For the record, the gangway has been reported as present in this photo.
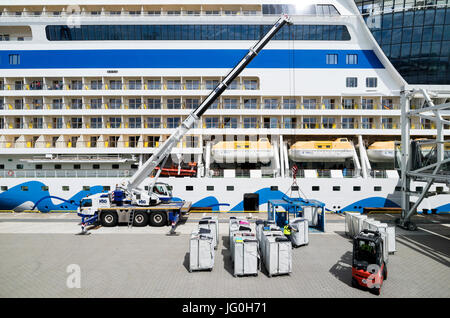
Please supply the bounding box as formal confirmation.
[396,87,450,230]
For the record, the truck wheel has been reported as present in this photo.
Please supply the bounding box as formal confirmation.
[133,212,149,227]
[372,287,381,296]
[351,277,358,288]
[383,265,388,280]
[149,211,167,227]
[100,211,118,227]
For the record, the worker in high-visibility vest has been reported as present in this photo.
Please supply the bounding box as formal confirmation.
[283,220,292,240]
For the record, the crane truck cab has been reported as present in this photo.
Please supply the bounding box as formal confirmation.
[78,192,111,217]
[352,229,387,295]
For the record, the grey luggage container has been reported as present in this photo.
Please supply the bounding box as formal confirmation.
[262,235,292,277]
[256,220,278,243]
[229,217,250,248]
[189,229,214,272]
[345,212,360,238]
[233,236,259,277]
[199,218,218,249]
[362,218,396,254]
[230,232,255,262]
[351,214,367,237]
[290,218,309,247]
[259,229,283,254]
[303,206,319,227]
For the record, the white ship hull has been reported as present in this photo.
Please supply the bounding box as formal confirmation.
[0,176,448,215]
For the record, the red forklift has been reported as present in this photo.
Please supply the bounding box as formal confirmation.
[352,230,388,295]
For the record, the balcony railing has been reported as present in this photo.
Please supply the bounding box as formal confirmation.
[0,169,138,178]
[0,82,259,91]
[0,140,199,149]
[0,101,402,111]
[0,10,263,19]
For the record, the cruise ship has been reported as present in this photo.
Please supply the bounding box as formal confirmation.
[0,0,449,214]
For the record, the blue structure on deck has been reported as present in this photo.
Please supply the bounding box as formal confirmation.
[267,195,326,232]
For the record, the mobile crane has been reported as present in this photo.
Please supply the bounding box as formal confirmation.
[77,14,292,230]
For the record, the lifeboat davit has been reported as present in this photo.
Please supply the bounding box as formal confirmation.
[154,163,197,177]
[211,138,274,163]
[367,141,395,162]
[288,138,354,162]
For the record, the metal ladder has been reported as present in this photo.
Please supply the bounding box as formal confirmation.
[128,210,135,228]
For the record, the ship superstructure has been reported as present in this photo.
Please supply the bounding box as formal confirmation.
[0,0,449,213]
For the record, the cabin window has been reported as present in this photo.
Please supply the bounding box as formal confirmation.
[93,164,100,169]
[291,185,299,191]
[16,164,23,169]
[353,186,361,191]
[270,186,278,191]
[83,186,90,191]
[103,186,110,191]
[55,164,62,170]
[186,186,194,191]
[9,54,20,65]
[206,186,214,191]
[0,165,4,169]
[1,186,8,191]
[346,77,357,88]
[326,54,338,64]
[41,186,49,191]
[346,54,358,64]
[112,164,119,169]
[436,186,443,193]
[227,186,234,191]
[312,186,320,191]
[395,186,402,192]
[333,186,341,191]
[366,77,378,88]
[416,186,423,192]
[74,164,81,170]
[62,186,69,191]
[21,186,28,191]
[374,186,382,191]
[35,164,42,170]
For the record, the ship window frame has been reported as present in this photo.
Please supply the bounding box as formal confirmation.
[346,77,358,88]
[9,54,20,65]
[1,186,8,191]
[206,186,214,191]
[333,186,341,191]
[366,77,378,88]
[227,186,234,191]
[312,186,320,191]
[346,54,358,65]
[326,54,338,65]
[186,186,194,191]
[374,186,382,192]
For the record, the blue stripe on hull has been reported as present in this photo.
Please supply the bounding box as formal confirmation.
[0,49,384,69]
[1,182,448,213]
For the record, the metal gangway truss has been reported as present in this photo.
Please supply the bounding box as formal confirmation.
[396,87,450,230]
